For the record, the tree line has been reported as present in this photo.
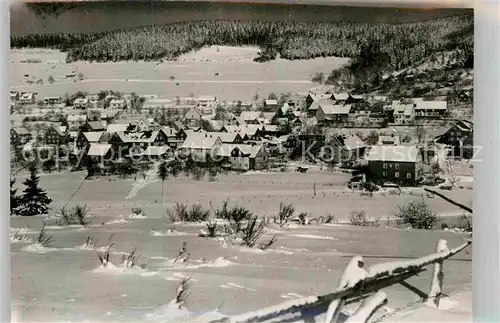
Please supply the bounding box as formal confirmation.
[11,14,472,72]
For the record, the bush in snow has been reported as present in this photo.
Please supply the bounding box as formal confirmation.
[121,248,147,269]
[56,204,91,226]
[273,202,295,227]
[131,207,144,216]
[241,217,277,250]
[199,220,218,238]
[168,203,211,222]
[175,277,191,308]
[349,210,379,227]
[96,244,114,267]
[173,241,190,263]
[36,223,53,247]
[82,236,96,248]
[394,200,439,229]
[324,214,337,224]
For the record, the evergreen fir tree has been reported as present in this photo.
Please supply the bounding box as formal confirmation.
[10,178,20,216]
[18,166,52,216]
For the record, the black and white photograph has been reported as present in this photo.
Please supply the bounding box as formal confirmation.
[9,1,474,322]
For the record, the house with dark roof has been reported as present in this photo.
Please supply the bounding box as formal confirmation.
[435,120,472,148]
[81,121,106,132]
[365,145,423,186]
[11,127,32,146]
[216,143,268,171]
[76,131,106,151]
[43,126,71,146]
[316,103,351,124]
[327,134,366,167]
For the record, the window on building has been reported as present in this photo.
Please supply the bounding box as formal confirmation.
[407,173,412,179]
[395,172,400,178]
[382,171,387,177]
[395,163,400,170]
[383,163,387,169]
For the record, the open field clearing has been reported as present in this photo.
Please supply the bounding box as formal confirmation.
[11,170,472,222]
[10,49,349,101]
[11,210,471,322]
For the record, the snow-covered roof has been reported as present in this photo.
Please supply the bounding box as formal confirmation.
[87,143,112,157]
[83,131,104,142]
[366,145,419,163]
[415,101,447,111]
[377,135,401,146]
[332,93,349,101]
[67,114,87,122]
[217,143,264,158]
[240,111,263,121]
[181,132,221,150]
[198,95,216,102]
[106,124,129,133]
[319,103,352,115]
[265,99,278,106]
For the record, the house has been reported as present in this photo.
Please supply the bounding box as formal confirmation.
[81,121,106,132]
[239,124,264,141]
[262,112,276,124]
[172,121,187,133]
[305,93,332,109]
[206,131,244,144]
[180,132,223,161]
[108,130,169,158]
[435,120,473,150]
[217,143,268,171]
[414,100,447,118]
[67,114,88,131]
[377,135,401,146]
[109,99,126,109]
[365,145,422,186]
[240,111,264,125]
[44,96,63,106]
[106,123,132,134]
[86,143,113,164]
[185,107,203,121]
[76,131,106,151]
[137,118,161,132]
[392,103,415,125]
[262,124,283,137]
[264,99,278,110]
[10,91,20,102]
[308,99,334,117]
[328,134,366,167]
[43,126,71,146]
[11,127,32,146]
[316,103,351,124]
[197,95,217,109]
[346,94,365,104]
[160,127,184,149]
[331,93,349,105]
[19,92,36,105]
[73,98,90,109]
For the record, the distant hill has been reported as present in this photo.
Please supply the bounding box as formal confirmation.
[10,2,471,36]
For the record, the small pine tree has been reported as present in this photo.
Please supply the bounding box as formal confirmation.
[18,166,52,216]
[10,178,20,216]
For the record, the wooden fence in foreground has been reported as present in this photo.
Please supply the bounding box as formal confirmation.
[208,239,472,323]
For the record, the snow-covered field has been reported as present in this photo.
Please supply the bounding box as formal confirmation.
[11,170,472,322]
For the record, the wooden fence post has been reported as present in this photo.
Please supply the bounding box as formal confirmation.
[344,291,388,323]
[427,239,449,308]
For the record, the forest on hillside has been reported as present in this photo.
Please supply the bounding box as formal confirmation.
[11,13,473,74]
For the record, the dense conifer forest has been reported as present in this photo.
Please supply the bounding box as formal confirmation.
[11,13,473,73]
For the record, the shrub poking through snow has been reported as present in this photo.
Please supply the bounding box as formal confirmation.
[131,207,143,216]
[37,224,53,247]
[83,236,96,248]
[258,235,278,250]
[349,211,369,226]
[274,202,295,227]
[121,248,147,269]
[10,231,31,243]
[215,200,253,233]
[297,212,310,225]
[168,203,211,222]
[394,199,439,229]
[200,220,218,238]
[173,241,189,263]
[96,244,114,268]
[325,214,336,224]
[175,277,191,308]
[56,204,91,226]
[241,217,277,249]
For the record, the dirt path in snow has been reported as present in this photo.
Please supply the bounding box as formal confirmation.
[125,162,160,200]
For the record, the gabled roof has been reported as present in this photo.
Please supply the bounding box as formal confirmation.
[309,99,334,111]
[86,121,105,131]
[393,103,414,116]
[106,124,130,133]
[334,134,366,150]
[198,95,217,102]
[181,132,222,150]
[319,103,352,115]
[12,127,30,135]
[308,93,332,102]
[217,143,264,158]
[67,114,87,122]
[415,101,447,111]
[240,111,263,121]
[206,131,241,143]
[265,99,278,106]
[263,124,280,132]
[83,131,104,142]
[366,145,419,163]
[161,127,178,137]
[87,143,112,157]
[74,98,89,104]
[262,112,276,121]
[332,93,349,101]
[113,130,164,144]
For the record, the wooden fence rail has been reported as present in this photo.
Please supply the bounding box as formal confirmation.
[208,239,472,323]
